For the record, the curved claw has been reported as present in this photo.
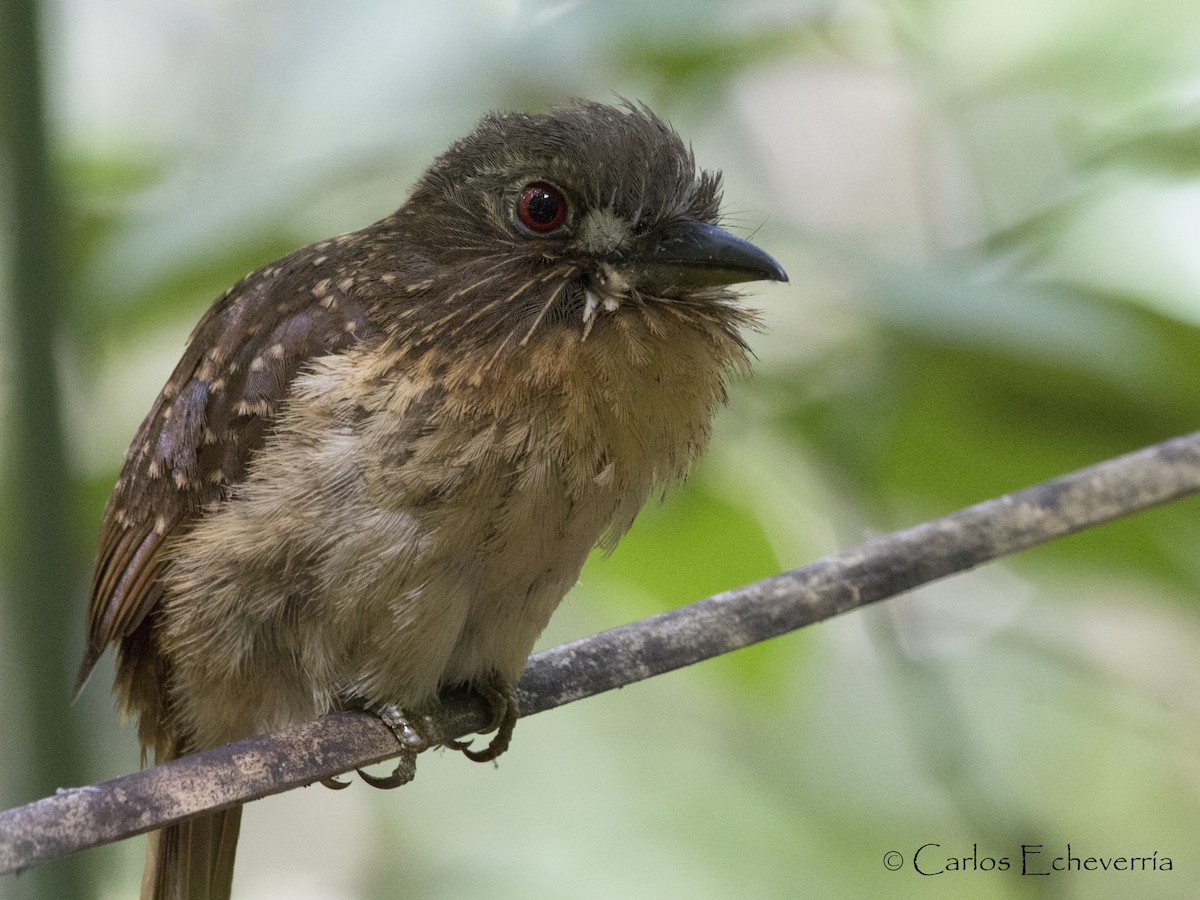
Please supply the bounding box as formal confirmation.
[356,763,415,790]
[456,674,519,764]
[461,729,510,763]
[320,775,353,790]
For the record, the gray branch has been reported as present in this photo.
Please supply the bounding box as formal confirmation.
[4,430,1200,876]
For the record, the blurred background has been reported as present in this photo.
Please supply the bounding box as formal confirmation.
[2,0,1200,898]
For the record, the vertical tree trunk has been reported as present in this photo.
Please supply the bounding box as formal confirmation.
[0,0,90,896]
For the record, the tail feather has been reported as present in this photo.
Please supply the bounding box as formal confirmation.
[141,806,242,900]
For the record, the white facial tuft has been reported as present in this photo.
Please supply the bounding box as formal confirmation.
[581,262,631,340]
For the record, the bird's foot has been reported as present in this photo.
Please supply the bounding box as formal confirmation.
[321,705,435,790]
[443,672,519,764]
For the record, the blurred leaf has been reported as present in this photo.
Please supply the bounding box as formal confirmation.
[773,253,1200,586]
[582,475,779,613]
[615,18,836,102]
[1084,113,1200,178]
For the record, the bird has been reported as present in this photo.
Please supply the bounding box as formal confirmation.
[77,99,787,899]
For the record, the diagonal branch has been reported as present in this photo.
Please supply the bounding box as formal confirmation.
[3,430,1200,876]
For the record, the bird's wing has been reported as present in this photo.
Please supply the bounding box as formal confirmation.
[78,233,384,692]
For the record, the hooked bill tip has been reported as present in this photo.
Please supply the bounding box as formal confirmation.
[631,221,787,289]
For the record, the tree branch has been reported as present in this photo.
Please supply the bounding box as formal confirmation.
[4,430,1199,876]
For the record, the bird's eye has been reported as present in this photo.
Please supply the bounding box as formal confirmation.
[516,182,567,234]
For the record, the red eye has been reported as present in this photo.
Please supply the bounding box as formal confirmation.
[517,182,567,233]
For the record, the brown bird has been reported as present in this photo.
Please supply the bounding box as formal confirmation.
[77,100,786,899]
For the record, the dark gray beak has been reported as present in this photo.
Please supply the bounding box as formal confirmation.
[630,220,788,289]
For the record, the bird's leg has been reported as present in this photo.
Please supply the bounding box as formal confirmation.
[361,704,438,788]
[321,704,437,790]
[443,671,519,764]
[323,674,518,788]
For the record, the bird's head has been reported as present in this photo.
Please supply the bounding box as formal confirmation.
[385,100,786,355]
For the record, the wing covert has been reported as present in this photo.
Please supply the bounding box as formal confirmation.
[77,235,384,692]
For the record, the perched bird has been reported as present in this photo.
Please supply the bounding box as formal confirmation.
[77,100,786,899]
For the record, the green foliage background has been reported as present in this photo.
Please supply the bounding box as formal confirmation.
[2,1,1199,898]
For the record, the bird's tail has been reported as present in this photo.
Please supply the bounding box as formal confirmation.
[141,806,242,900]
